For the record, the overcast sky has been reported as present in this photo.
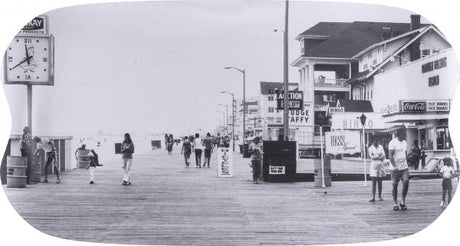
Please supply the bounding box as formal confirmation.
[0,0,443,137]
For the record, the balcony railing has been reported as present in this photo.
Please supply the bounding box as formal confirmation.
[314,78,348,87]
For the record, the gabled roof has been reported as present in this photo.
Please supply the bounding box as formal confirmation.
[345,25,447,86]
[305,22,417,58]
[337,99,374,112]
[260,81,299,95]
[296,21,431,59]
[296,22,350,40]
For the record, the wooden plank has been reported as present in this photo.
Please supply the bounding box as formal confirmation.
[2,149,456,245]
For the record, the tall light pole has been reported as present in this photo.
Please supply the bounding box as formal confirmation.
[224,66,246,142]
[216,110,225,134]
[283,0,290,141]
[221,91,236,151]
[218,103,229,135]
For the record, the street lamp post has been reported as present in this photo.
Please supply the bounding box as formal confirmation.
[221,91,236,151]
[359,113,368,186]
[224,66,246,143]
[217,110,225,134]
[219,103,229,136]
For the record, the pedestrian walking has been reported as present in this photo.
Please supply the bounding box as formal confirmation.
[202,132,213,168]
[20,126,33,184]
[439,157,455,208]
[193,133,203,168]
[181,136,192,167]
[167,134,174,154]
[249,136,263,184]
[389,127,409,210]
[368,138,385,202]
[88,149,98,184]
[164,133,169,151]
[121,133,135,185]
[33,136,60,184]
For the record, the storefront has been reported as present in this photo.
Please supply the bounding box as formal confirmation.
[381,99,452,161]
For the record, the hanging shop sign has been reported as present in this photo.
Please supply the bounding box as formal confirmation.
[328,107,345,114]
[275,90,304,110]
[331,112,385,130]
[325,130,361,155]
[401,100,450,113]
[288,102,314,127]
[217,148,233,177]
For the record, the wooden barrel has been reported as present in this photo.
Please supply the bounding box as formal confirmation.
[76,149,90,169]
[29,155,41,183]
[314,169,332,187]
[7,156,27,188]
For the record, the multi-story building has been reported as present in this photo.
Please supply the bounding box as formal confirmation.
[345,15,458,160]
[290,15,445,158]
[258,82,299,141]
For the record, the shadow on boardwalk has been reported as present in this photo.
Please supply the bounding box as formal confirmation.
[2,149,457,245]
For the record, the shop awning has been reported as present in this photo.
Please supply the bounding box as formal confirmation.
[383,113,450,123]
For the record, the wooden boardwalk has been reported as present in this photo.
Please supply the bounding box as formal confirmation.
[1,149,457,245]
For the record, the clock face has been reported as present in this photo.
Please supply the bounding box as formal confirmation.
[4,35,53,85]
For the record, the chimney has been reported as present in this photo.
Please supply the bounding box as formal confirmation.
[409,15,421,61]
[410,14,421,30]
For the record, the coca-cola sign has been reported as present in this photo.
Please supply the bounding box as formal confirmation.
[402,101,427,112]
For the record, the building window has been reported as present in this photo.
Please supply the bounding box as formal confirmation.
[363,64,368,70]
[437,127,452,149]
[276,117,282,123]
[421,49,431,58]
[368,52,372,59]
[267,117,274,124]
[268,95,274,101]
[268,107,274,113]
[428,75,440,87]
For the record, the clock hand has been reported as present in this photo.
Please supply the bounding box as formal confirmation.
[11,55,33,70]
[25,44,30,65]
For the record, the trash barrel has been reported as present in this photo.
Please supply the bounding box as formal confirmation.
[242,144,250,158]
[314,157,331,187]
[76,149,91,169]
[6,156,27,188]
[29,155,41,183]
[262,141,297,182]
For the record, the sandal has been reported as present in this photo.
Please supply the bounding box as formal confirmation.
[369,199,375,202]
[393,205,400,211]
[400,203,407,210]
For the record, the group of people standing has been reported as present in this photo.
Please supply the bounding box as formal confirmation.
[368,126,456,210]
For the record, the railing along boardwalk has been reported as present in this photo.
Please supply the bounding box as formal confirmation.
[2,149,456,245]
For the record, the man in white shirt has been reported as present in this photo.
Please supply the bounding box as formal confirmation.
[388,127,409,210]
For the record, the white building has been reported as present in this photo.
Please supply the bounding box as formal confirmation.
[345,15,459,159]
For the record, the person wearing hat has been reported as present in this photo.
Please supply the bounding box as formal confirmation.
[249,136,263,184]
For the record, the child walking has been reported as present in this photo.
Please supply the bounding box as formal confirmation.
[439,157,455,208]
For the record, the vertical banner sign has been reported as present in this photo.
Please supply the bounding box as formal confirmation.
[217,148,233,177]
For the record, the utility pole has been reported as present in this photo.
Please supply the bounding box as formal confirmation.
[283,0,290,141]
